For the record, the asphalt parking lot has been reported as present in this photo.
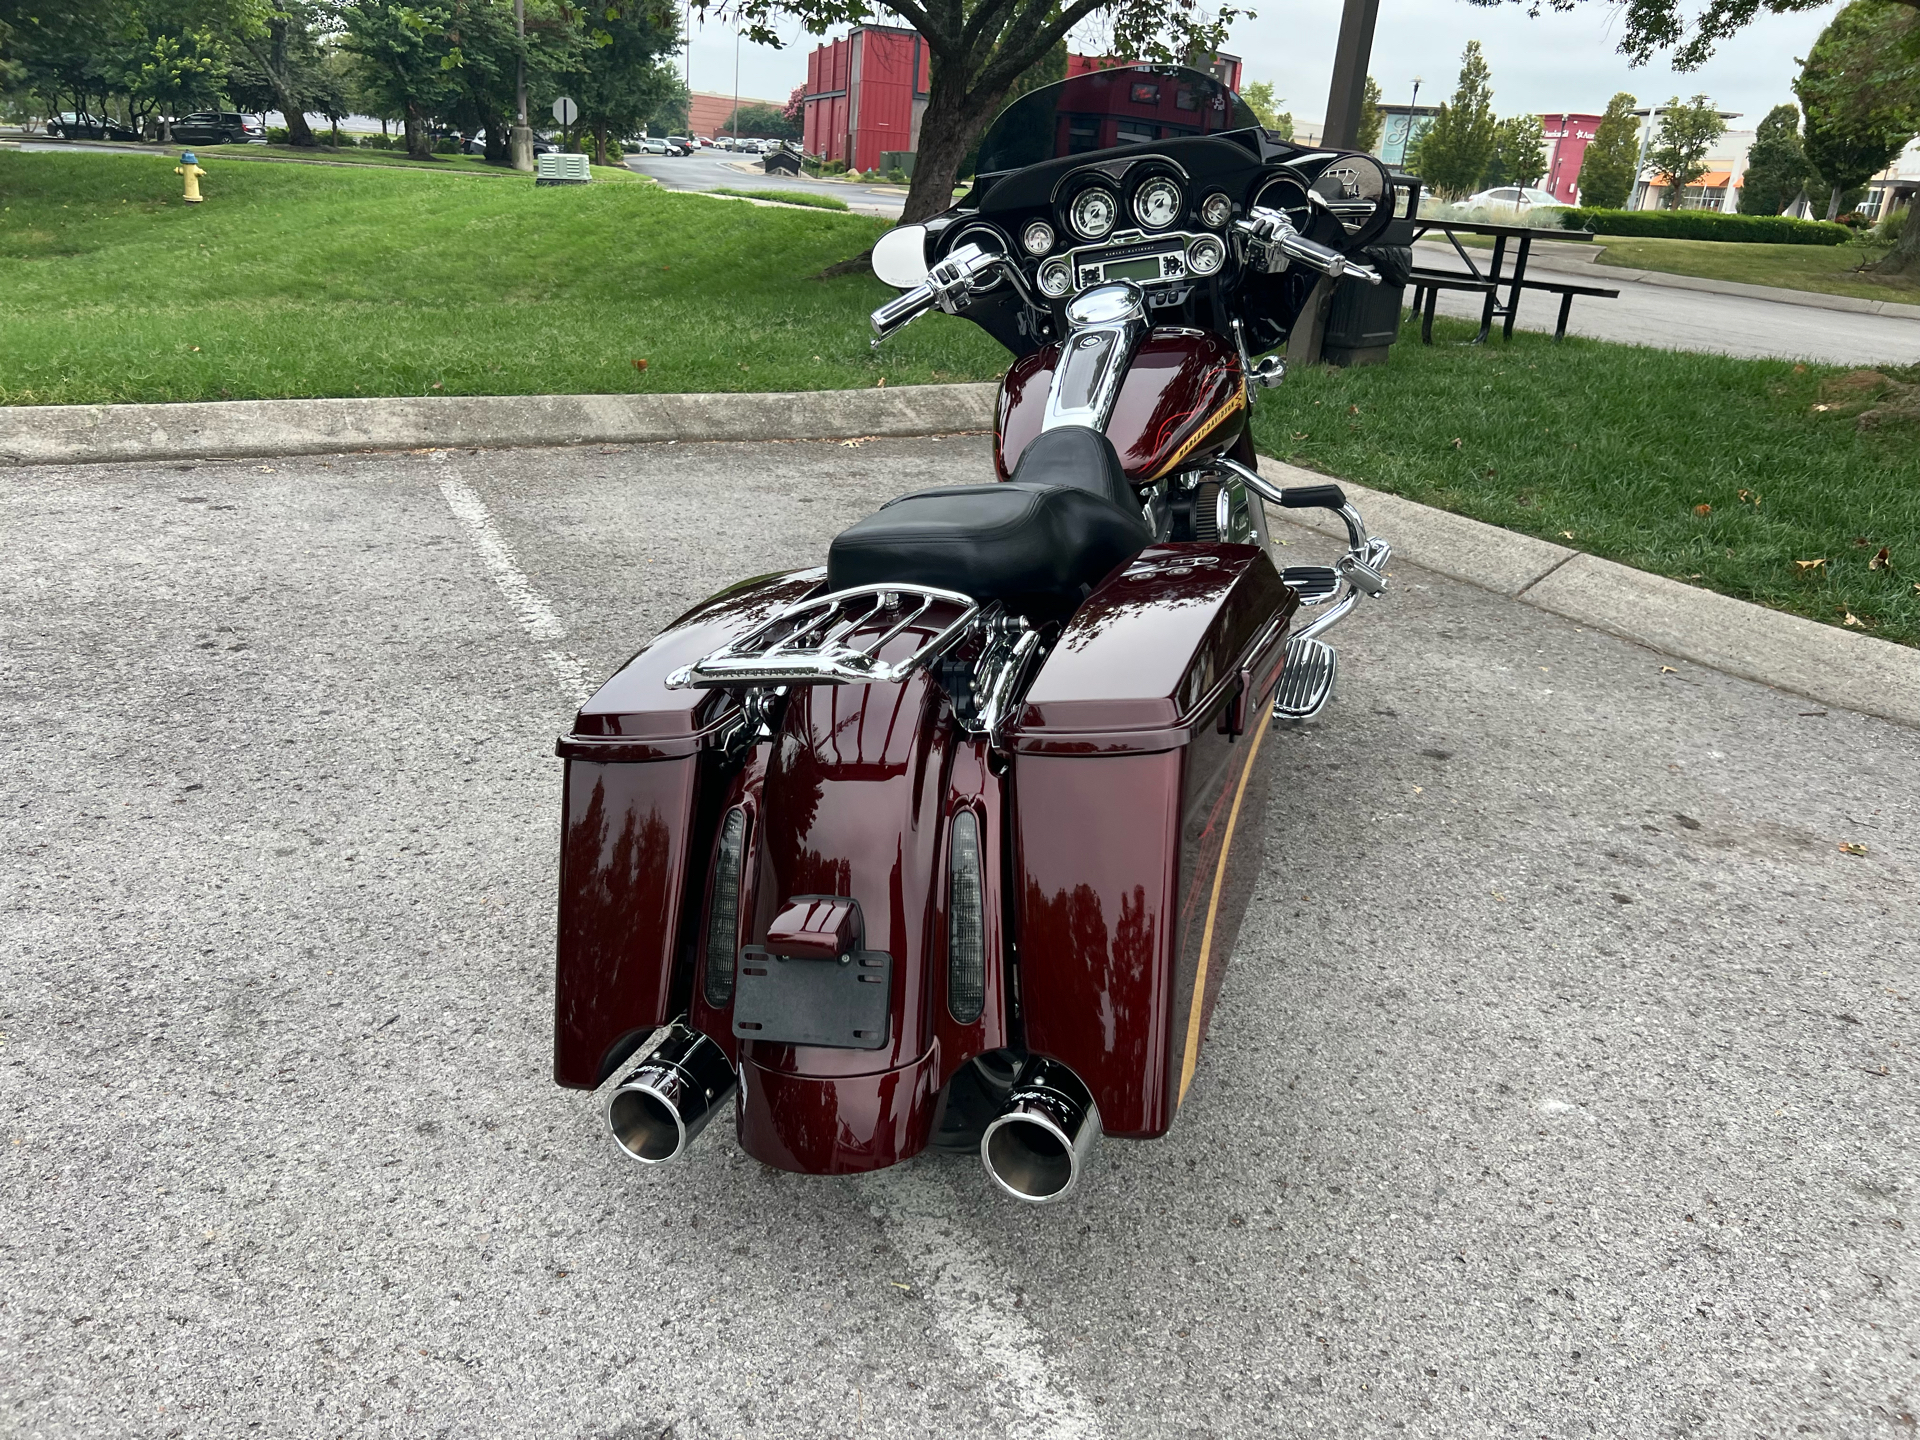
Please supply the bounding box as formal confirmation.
[3,436,1915,1439]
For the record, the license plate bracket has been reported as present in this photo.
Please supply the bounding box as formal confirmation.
[731,946,893,1050]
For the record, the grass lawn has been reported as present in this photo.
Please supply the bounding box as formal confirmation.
[0,150,1004,403]
[6,150,1914,646]
[1592,235,1919,305]
[1251,317,1920,647]
[192,142,640,182]
[714,186,849,210]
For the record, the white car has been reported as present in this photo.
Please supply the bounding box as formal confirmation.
[1464,185,1564,210]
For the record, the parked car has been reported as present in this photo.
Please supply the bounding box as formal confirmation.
[1463,185,1564,211]
[664,135,693,156]
[169,112,260,145]
[49,113,141,142]
[634,136,669,155]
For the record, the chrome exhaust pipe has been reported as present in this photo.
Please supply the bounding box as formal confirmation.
[980,1056,1101,1204]
[606,1022,736,1164]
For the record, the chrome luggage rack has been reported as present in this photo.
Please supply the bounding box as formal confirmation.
[666,583,982,690]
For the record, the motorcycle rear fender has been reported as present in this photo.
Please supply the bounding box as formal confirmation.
[1007,544,1296,1137]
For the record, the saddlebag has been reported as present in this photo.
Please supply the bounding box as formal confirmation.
[1007,544,1296,1137]
[552,570,823,1089]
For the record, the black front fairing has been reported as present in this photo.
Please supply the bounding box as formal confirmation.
[918,66,1403,357]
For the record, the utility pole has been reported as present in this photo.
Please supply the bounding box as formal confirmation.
[511,0,533,171]
[1632,106,1660,211]
[732,22,741,146]
[1322,0,1381,148]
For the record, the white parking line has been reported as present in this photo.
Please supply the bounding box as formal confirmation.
[436,456,1097,1434]
[866,1168,1105,1439]
[434,465,595,705]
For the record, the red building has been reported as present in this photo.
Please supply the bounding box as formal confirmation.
[1541,112,1604,205]
[802,26,930,173]
[802,32,1242,173]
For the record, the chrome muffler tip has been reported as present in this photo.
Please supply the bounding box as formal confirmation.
[980,1056,1101,1204]
[606,1022,737,1165]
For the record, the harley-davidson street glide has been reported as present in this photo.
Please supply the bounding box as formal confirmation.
[553,64,1401,1203]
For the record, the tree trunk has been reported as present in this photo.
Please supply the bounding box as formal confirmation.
[1826,188,1843,222]
[484,116,510,165]
[900,59,1005,224]
[592,121,608,168]
[404,107,432,160]
[1869,198,1920,275]
[284,108,315,146]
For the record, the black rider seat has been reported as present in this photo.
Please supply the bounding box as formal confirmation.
[826,429,1151,605]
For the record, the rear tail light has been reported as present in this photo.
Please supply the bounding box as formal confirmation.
[947,811,985,1023]
[703,807,747,1006]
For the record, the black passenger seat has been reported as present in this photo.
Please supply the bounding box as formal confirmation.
[825,429,1152,606]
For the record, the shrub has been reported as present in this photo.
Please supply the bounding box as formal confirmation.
[1558,208,1851,245]
[266,126,290,144]
[432,137,460,155]
[886,167,906,184]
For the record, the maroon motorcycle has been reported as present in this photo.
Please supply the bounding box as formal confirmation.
[553,64,1399,1202]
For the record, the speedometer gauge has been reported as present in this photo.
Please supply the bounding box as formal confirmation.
[1068,187,1118,240]
[1132,177,1182,230]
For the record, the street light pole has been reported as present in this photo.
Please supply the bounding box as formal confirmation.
[511,0,533,171]
[732,22,741,146]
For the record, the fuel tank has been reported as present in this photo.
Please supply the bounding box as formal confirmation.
[995,329,1247,484]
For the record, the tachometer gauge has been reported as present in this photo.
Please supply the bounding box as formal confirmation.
[1068,186,1118,240]
[1132,177,1182,230]
[1021,219,1055,255]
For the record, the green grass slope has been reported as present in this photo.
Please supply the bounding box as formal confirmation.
[0,150,1004,404]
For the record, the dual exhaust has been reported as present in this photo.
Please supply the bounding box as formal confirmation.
[606,1024,1101,1203]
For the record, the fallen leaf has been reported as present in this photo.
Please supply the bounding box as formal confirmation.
[1793,364,1807,373]
[1693,503,1712,516]
[875,376,886,388]
[1737,489,1760,506]
[1290,431,1308,441]
[1839,842,1869,856]
[1853,536,1873,548]
[1450,437,1463,449]
[430,381,443,389]
[189,345,201,352]
[1844,612,1865,627]
[1869,547,1891,570]
[1660,666,1677,673]
[1793,558,1828,571]
[632,358,649,371]
[1560,530,1575,539]
[1347,404,1360,415]
[1811,403,1832,412]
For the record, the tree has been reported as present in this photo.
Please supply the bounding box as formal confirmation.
[1240,78,1291,136]
[1470,0,1920,74]
[782,80,801,126]
[1737,103,1810,214]
[1410,40,1497,198]
[1646,93,1723,207]
[722,99,798,138]
[720,0,1245,223]
[341,0,459,157]
[1574,91,1638,208]
[1795,0,1920,222]
[1483,111,1545,187]
[1355,74,1382,153]
[228,0,331,145]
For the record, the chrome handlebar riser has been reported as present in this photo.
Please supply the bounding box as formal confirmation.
[871,243,1035,345]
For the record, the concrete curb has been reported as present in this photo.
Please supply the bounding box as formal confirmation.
[0,385,1000,467]
[1413,236,1920,320]
[1261,456,1920,730]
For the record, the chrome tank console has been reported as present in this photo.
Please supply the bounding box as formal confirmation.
[1039,282,1148,434]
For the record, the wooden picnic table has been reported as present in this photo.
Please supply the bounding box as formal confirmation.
[1409,219,1597,343]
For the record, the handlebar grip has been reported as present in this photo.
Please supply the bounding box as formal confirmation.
[870,283,935,339]
[1278,233,1352,276]
[1278,483,1349,511]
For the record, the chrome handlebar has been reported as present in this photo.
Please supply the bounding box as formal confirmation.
[870,243,1029,344]
[1234,207,1382,285]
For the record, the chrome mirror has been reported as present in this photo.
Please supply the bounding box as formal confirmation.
[872,224,931,289]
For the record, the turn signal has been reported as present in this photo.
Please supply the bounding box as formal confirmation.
[702,807,747,1005]
[947,811,985,1023]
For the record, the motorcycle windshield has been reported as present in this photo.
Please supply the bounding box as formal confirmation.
[974,64,1260,174]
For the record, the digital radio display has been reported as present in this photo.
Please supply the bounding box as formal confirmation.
[1102,256,1164,282]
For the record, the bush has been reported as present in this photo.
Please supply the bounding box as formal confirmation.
[1559,208,1851,245]
[886,168,906,184]
[1873,204,1910,242]
[432,137,460,155]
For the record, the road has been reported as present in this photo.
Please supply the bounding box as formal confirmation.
[1411,241,1920,366]
[2,437,1916,1439]
[627,150,908,216]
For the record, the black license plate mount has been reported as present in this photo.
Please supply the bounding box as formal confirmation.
[730,947,893,1050]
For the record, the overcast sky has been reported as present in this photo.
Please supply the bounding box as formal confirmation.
[683,0,1836,130]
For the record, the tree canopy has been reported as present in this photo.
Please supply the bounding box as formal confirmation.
[1409,40,1497,198]
[1737,103,1811,215]
[1646,93,1723,207]
[1794,0,1920,220]
[1467,0,1919,72]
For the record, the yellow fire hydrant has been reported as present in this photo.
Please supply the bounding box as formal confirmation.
[174,151,206,204]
